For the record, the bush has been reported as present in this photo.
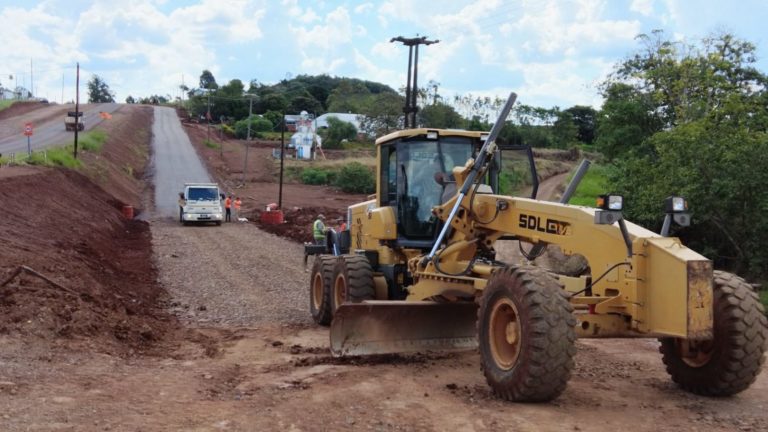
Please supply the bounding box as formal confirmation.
[319,116,357,149]
[221,124,236,137]
[27,147,81,168]
[301,167,334,185]
[79,130,108,152]
[234,117,273,139]
[334,162,374,194]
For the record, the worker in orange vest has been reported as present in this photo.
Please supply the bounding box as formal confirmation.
[234,197,242,220]
[224,195,232,222]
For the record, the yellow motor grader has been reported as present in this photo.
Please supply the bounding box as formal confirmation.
[306,93,766,402]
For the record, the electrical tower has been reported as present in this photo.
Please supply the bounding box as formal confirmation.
[390,35,439,128]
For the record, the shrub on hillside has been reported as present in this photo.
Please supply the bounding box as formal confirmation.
[334,162,374,194]
[234,117,273,139]
[301,167,334,185]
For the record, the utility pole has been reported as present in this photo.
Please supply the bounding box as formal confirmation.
[74,62,80,159]
[206,89,211,142]
[30,59,33,98]
[242,95,254,185]
[279,112,286,210]
[390,35,439,128]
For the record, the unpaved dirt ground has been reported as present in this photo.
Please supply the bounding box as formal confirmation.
[0,108,766,431]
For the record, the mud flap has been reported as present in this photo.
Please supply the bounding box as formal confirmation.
[330,301,479,356]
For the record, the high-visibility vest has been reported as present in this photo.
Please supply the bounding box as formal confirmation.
[313,219,325,239]
[234,199,241,210]
[225,198,231,209]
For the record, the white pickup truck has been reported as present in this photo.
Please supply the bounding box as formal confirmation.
[178,183,224,225]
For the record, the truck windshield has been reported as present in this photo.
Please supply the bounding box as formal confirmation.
[188,188,219,201]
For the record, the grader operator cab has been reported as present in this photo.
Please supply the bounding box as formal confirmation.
[306,93,766,402]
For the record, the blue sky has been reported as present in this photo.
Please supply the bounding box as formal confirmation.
[1,0,766,112]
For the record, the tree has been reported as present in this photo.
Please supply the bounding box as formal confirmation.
[234,117,272,139]
[199,70,218,90]
[551,111,579,148]
[215,79,248,119]
[419,102,464,128]
[564,105,598,144]
[327,79,371,113]
[319,116,357,149]
[125,95,136,104]
[359,92,404,137]
[288,95,323,114]
[605,31,768,279]
[595,83,661,159]
[87,75,115,103]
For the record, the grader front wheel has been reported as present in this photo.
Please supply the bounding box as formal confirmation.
[659,270,767,396]
[478,266,576,402]
[331,255,375,312]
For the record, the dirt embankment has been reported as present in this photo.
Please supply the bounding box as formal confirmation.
[0,105,173,354]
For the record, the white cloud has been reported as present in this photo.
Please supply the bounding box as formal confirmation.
[289,6,356,75]
[354,3,373,14]
[516,59,611,108]
[353,49,400,88]
[0,0,266,101]
[371,41,400,60]
[630,0,655,16]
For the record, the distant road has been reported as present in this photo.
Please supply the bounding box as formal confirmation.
[151,106,212,218]
[0,103,121,155]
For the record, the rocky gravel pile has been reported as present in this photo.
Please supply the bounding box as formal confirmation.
[152,220,312,327]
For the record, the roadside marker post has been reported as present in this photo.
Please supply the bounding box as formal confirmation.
[23,123,33,156]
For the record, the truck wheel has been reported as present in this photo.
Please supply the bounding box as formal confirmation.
[310,255,335,326]
[659,270,767,396]
[331,255,375,312]
[478,266,576,402]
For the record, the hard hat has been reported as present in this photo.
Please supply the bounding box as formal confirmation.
[318,214,325,219]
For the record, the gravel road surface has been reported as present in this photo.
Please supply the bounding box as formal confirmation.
[0,102,120,155]
[151,106,211,217]
[153,221,309,326]
[149,105,308,327]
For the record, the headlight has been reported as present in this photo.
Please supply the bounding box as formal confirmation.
[665,196,688,213]
[597,194,623,211]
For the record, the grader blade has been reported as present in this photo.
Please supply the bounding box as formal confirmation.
[330,301,478,356]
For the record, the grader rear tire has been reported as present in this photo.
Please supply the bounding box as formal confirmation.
[309,255,335,326]
[478,266,576,402]
[659,270,767,396]
[331,255,375,312]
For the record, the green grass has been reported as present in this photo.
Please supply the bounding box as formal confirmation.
[3,130,109,168]
[567,164,611,207]
[0,100,15,111]
[204,139,219,149]
[259,131,285,141]
[78,130,108,152]
[281,156,376,185]
[26,146,82,168]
